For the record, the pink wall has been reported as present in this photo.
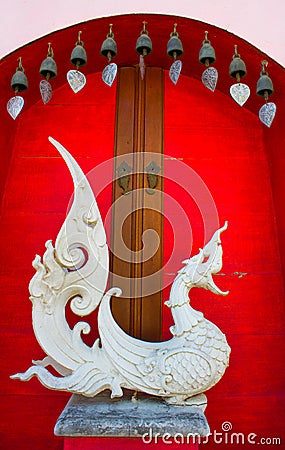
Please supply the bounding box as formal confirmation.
[1,0,285,67]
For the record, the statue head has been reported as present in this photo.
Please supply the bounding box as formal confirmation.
[181,222,229,296]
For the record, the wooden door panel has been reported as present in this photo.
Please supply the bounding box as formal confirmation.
[111,67,164,341]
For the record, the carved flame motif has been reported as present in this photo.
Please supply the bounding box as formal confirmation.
[11,138,231,408]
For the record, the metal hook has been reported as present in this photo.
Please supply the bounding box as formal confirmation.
[107,24,114,38]
[261,60,269,74]
[47,43,54,57]
[232,44,241,59]
[17,57,24,71]
[170,23,179,38]
[141,21,148,35]
[76,30,83,46]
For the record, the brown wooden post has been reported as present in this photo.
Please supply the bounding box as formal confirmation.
[110,66,164,341]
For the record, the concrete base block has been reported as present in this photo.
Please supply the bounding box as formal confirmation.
[55,390,210,439]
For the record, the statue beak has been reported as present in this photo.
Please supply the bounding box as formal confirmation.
[207,274,229,296]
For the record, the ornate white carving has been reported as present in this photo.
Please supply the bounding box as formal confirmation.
[11,138,231,408]
[139,55,145,80]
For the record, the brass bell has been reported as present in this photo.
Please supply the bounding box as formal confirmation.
[199,31,216,66]
[136,21,152,56]
[256,60,274,100]
[11,58,28,92]
[167,24,183,59]
[229,45,246,81]
[40,43,57,79]
[71,31,87,67]
[101,24,117,60]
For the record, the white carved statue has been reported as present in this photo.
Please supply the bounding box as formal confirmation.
[11,137,231,409]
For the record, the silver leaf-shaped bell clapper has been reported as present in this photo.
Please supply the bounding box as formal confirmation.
[202,67,218,92]
[169,60,182,85]
[139,55,145,80]
[101,24,118,86]
[40,80,52,104]
[102,63,117,87]
[67,70,86,93]
[230,83,250,106]
[7,96,24,120]
[259,102,276,128]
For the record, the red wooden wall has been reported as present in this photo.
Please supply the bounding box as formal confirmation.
[0,13,285,450]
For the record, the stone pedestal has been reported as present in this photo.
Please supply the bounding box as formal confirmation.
[55,391,209,449]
